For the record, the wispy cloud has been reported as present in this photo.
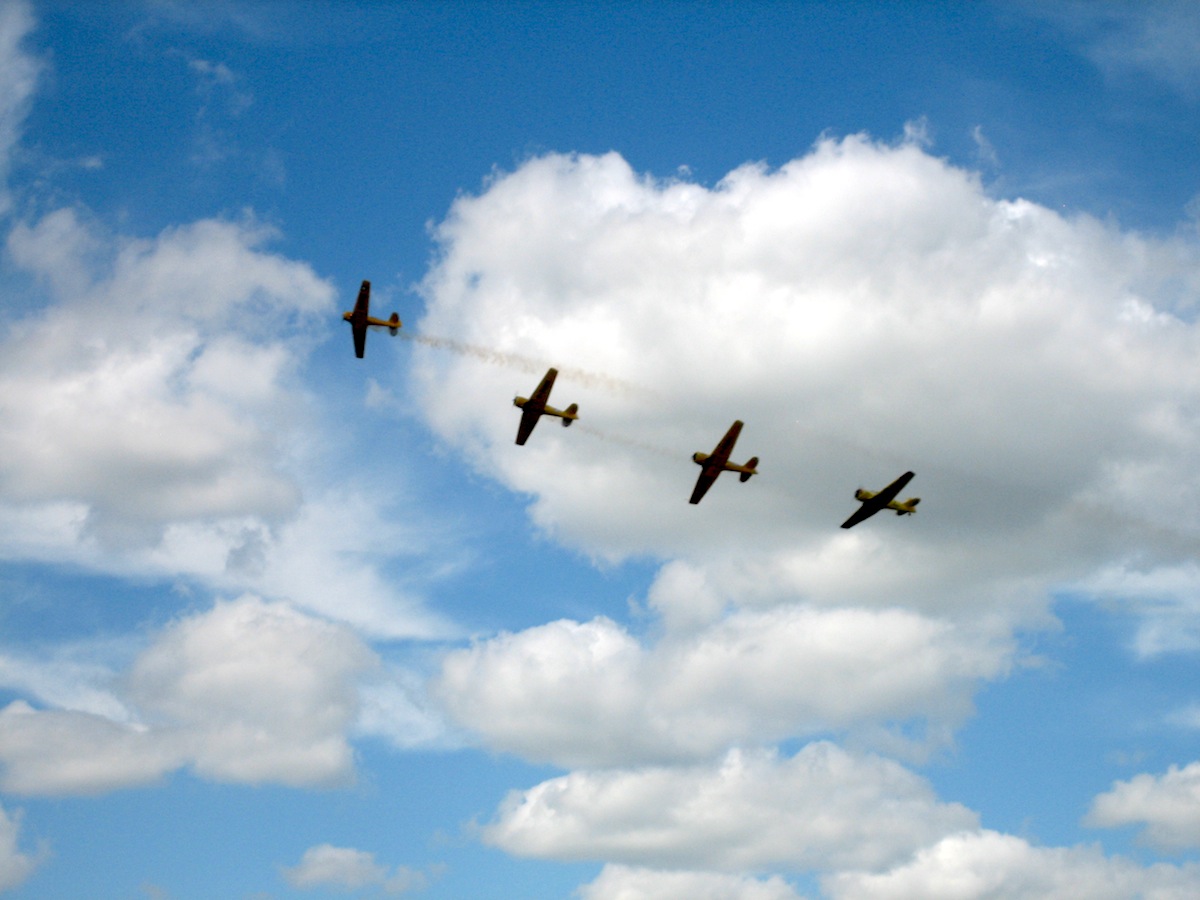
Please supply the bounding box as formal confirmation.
[281,844,431,894]
[1029,1,1200,97]
[0,0,40,215]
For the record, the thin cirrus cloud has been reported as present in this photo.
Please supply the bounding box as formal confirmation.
[0,0,37,216]
[1031,1,1200,94]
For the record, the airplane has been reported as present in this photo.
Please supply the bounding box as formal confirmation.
[840,471,920,529]
[342,280,401,358]
[513,367,579,445]
[689,419,759,504]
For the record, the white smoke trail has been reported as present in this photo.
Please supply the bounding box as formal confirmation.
[575,423,679,461]
[401,332,645,397]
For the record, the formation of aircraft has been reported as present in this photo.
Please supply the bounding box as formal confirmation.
[341,281,918,525]
[342,280,401,359]
[689,419,759,505]
[512,368,579,445]
[840,471,920,529]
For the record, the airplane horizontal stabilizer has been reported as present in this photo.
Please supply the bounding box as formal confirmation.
[739,456,759,482]
[561,403,578,425]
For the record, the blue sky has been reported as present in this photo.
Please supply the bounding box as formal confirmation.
[1,1,1200,897]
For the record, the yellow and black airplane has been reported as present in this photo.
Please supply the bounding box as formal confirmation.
[689,420,759,504]
[342,280,400,359]
[840,471,920,528]
[513,368,579,445]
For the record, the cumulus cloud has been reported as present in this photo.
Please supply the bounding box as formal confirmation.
[0,204,446,637]
[417,141,1200,773]
[579,865,804,900]
[281,844,426,894]
[0,596,376,794]
[0,208,330,549]
[1086,761,1200,851]
[0,803,45,892]
[413,137,1200,892]
[822,829,1200,900]
[439,608,1009,767]
[486,744,977,873]
[415,142,1200,618]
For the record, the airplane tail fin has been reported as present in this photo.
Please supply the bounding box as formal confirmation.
[388,312,401,335]
[561,403,578,425]
[740,457,759,482]
[897,497,920,515]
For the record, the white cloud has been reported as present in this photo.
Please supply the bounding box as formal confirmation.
[0,642,134,722]
[0,596,377,794]
[355,663,457,750]
[1078,562,1200,657]
[417,141,1200,777]
[1166,704,1200,729]
[135,492,456,640]
[578,865,804,900]
[0,700,183,795]
[485,744,977,874]
[0,0,38,215]
[1038,1,1200,95]
[0,803,45,892]
[438,607,1009,767]
[0,208,330,549]
[413,137,1200,893]
[281,844,426,894]
[0,205,447,638]
[415,142,1200,624]
[823,829,1200,900]
[1086,761,1200,851]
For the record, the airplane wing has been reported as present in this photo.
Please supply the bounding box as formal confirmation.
[874,471,915,507]
[689,468,719,505]
[840,504,877,529]
[530,368,558,406]
[348,280,371,358]
[515,407,541,445]
[711,420,743,468]
[353,280,371,317]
